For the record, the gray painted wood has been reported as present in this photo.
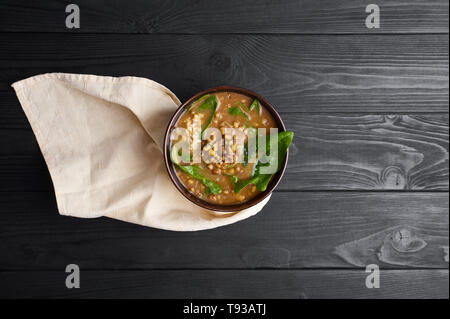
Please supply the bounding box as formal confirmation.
[1,114,447,191]
[0,0,448,34]
[0,34,448,113]
[0,269,447,299]
[0,192,447,269]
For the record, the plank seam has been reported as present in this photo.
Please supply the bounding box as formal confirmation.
[0,31,448,36]
[0,268,448,272]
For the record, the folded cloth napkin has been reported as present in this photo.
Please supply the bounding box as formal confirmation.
[12,73,269,231]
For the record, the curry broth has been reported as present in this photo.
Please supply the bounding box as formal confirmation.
[172,92,278,205]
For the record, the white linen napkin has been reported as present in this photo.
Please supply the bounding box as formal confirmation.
[12,73,269,231]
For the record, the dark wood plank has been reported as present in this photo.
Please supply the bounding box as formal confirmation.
[0,269,447,298]
[0,0,448,34]
[0,192,447,270]
[0,34,448,113]
[282,114,449,190]
[1,1,447,302]
[1,114,447,191]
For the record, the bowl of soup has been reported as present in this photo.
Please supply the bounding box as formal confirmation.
[163,86,293,211]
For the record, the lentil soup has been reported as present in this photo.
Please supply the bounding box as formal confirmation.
[169,90,293,206]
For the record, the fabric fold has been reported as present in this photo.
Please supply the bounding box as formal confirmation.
[12,73,269,231]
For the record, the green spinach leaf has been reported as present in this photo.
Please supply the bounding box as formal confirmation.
[196,95,218,137]
[238,101,249,111]
[228,106,249,119]
[243,143,249,166]
[224,174,239,185]
[187,94,209,113]
[176,164,222,195]
[249,99,261,117]
[234,131,294,193]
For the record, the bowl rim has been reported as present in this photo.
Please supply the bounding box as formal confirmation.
[163,86,288,212]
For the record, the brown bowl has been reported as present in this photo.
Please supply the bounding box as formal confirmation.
[163,86,288,212]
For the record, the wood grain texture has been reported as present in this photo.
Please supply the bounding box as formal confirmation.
[0,192,447,270]
[0,269,447,299]
[0,0,448,34]
[0,33,448,113]
[1,114,447,191]
[281,114,449,190]
[0,0,448,299]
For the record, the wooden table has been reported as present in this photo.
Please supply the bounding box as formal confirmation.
[0,0,448,299]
